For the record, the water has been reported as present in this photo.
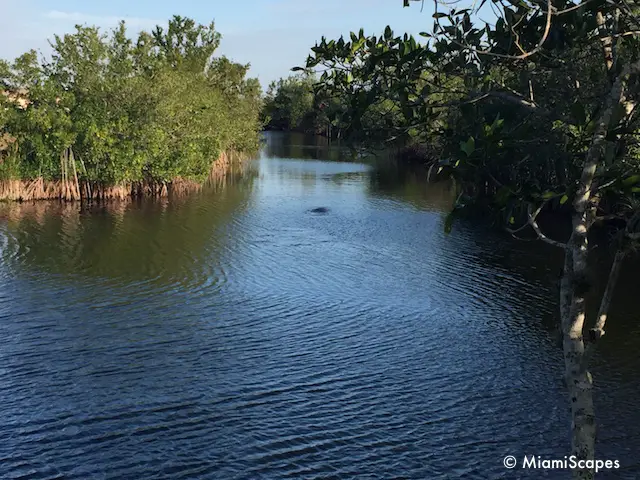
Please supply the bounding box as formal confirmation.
[0,132,638,479]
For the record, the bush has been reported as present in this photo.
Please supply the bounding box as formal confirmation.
[0,16,262,192]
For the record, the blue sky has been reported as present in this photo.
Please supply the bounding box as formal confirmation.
[0,0,440,88]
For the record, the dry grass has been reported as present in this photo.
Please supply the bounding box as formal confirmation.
[0,133,17,152]
[0,150,247,202]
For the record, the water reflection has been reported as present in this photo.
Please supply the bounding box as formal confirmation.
[0,176,256,284]
[261,131,367,162]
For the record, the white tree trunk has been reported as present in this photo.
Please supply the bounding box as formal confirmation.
[561,238,596,480]
[560,59,639,479]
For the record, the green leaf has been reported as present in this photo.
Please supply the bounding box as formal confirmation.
[433,12,448,18]
[504,8,516,26]
[509,216,516,225]
[352,38,366,54]
[290,67,305,72]
[506,0,529,7]
[460,136,475,157]
[542,191,557,200]
[462,13,472,32]
[560,194,569,205]
[622,175,640,187]
[491,114,504,131]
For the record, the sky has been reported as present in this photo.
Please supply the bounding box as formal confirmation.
[0,0,441,88]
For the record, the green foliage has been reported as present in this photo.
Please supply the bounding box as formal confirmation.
[459,137,475,157]
[262,75,317,132]
[300,2,640,231]
[261,69,414,145]
[0,16,261,185]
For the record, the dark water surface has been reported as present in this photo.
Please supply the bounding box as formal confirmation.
[1,132,639,479]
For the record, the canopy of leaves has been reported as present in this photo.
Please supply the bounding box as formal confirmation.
[298,0,640,230]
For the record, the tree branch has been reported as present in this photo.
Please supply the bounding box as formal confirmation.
[507,203,567,247]
[544,0,595,15]
[597,11,614,72]
[590,246,626,342]
[530,210,567,248]
[447,0,553,60]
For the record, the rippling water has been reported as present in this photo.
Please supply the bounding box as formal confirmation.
[0,132,639,479]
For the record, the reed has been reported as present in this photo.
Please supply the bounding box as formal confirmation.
[0,150,247,202]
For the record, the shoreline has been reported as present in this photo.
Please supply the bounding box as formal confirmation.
[0,150,248,203]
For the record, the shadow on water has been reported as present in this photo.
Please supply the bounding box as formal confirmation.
[0,131,638,479]
[369,160,457,212]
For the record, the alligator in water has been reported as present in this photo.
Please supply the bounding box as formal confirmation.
[309,207,330,214]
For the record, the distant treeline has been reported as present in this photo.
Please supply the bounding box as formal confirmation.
[260,75,329,136]
[0,16,262,201]
[260,73,427,154]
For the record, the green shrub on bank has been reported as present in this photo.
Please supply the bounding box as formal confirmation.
[0,16,262,185]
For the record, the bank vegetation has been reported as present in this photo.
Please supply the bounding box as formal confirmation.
[0,16,262,201]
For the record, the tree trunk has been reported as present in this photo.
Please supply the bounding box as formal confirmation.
[591,246,626,341]
[560,59,640,479]
[562,232,596,480]
[596,12,614,73]
[563,172,597,479]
